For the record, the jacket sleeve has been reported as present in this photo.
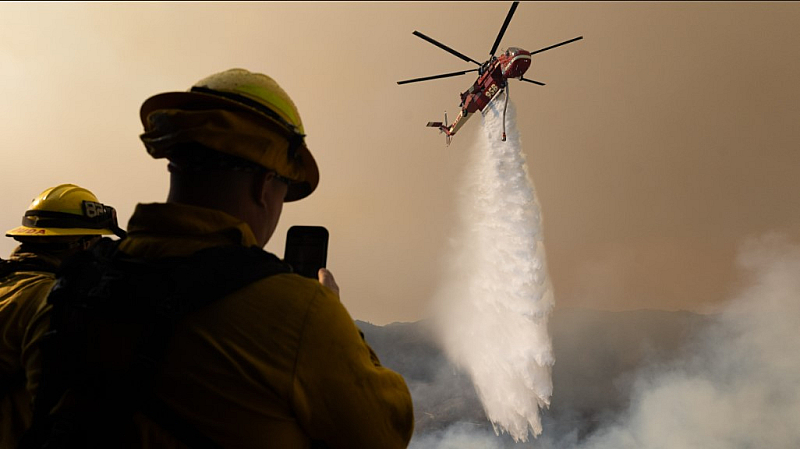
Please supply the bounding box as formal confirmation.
[291,287,414,448]
[0,274,53,395]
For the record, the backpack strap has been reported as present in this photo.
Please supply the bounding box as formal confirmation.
[21,242,290,449]
[119,245,290,448]
[20,238,121,449]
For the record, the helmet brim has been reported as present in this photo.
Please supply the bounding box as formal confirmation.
[140,91,319,202]
[5,226,114,238]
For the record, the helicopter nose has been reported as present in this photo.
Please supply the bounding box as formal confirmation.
[504,54,532,78]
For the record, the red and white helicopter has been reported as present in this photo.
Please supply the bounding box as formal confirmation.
[398,1,582,144]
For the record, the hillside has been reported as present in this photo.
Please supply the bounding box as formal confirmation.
[357,308,711,443]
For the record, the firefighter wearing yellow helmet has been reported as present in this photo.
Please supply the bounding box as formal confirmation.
[139,67,319,202]
[6,183,126,239]
[1,184,125,448]
[22,69,414,448]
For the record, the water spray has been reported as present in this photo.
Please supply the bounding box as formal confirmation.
[433,93,555,442]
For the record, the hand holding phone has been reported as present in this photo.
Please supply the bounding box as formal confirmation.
[284,226,329,279]
[317,267,339,295]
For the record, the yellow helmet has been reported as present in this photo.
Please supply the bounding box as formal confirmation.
[139,68,319,202]
[6,184,125,238]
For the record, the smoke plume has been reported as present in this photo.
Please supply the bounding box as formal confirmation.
[571,233,800,449]
[431,94,555,442]
[424,230,800,447]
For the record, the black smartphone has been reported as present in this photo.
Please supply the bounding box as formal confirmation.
[284,226,329,279]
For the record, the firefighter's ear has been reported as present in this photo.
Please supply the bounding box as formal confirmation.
[253,171,268,207]
[80,236,100,251]
[253,171,279,207]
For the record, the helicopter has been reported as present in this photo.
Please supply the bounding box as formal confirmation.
[397,1,582,144]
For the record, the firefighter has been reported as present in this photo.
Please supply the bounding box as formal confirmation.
[26,69,414,448]
[0,184,125,449]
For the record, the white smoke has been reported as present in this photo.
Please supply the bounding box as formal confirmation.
[425,229,800,448]
[574,233,800,449]
[411,423,507,449]
[431,93,555,442]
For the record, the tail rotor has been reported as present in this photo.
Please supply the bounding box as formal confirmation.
[444,111,451,146]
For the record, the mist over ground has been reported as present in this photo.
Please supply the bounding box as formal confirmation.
[360,308,710,448]
[361,234,800,448]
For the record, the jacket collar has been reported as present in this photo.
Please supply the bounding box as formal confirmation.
[120,203,260,258]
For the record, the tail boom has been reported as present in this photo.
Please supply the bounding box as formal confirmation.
[426,109,471,145]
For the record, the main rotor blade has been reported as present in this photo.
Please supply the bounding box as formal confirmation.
[413,31,481,65]
[520,77,546,86]
[489,1,519,57]
[529,36,584,56]
[397,68,479,85]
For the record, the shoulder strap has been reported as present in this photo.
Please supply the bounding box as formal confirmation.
[20,238,121,449]
[21,243,289,449]
[121,245,290,449]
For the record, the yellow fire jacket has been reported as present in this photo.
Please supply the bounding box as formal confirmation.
[114,203,414,448]
[0,250,60,449]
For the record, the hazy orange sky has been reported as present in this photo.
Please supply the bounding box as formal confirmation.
[2,2,799,325]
